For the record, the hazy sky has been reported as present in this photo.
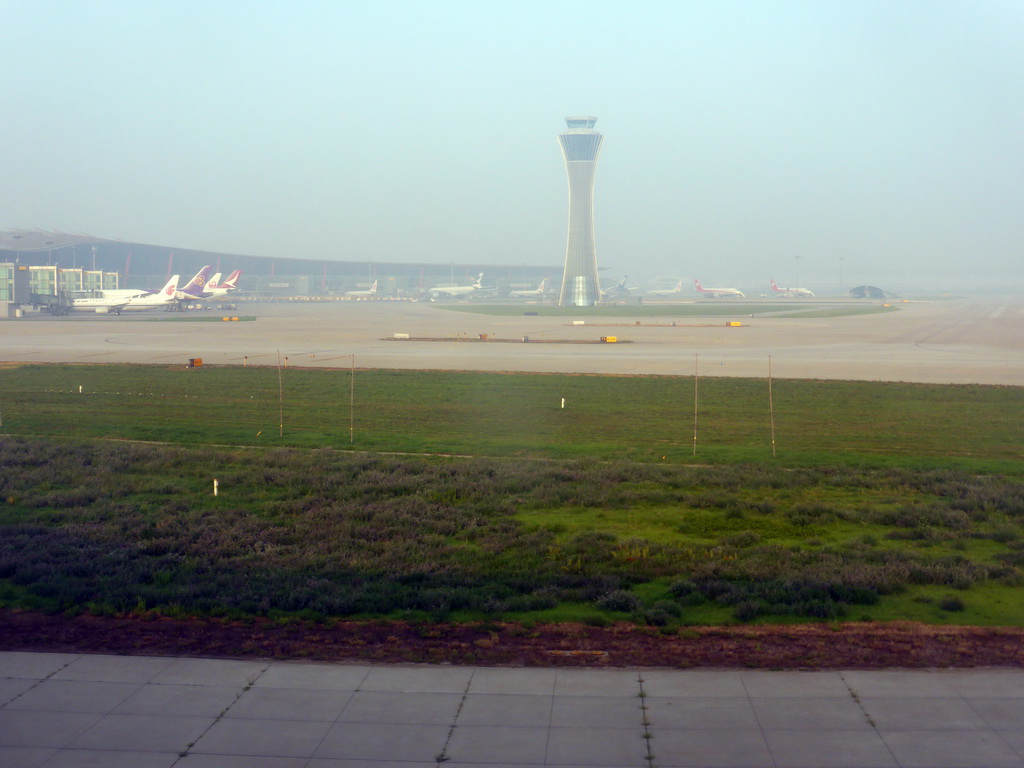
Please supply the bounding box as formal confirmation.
[4,1,1023,289]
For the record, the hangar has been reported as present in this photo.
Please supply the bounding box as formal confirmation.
[849,285,897,300]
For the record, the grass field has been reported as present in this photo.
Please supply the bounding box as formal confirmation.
[0,363,1020,470]
[0,363,1021,629]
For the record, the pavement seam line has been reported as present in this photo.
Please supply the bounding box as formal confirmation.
[638,671,655,768]
[958,682,1020,759]
[435,669,474,765]
[839,671,901,766]
[740,673,779,768]
[167,661,271,766]
[2,653,80,706]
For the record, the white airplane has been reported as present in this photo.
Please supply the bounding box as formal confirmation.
[509,278,547,297]
[694,279,745,298]
[600,276,632,298]
[200,272,222,296]
[770,279,814,298]
[431,273,483,297]
[345,279,378,297]
[67,275,178,314]
[202,270,242,298]
[174,266,214,302]
[648,279,684,296]
[123,276,180,311]
[68,294,131,314]
[219,270,241,292]
[82,276,179,301]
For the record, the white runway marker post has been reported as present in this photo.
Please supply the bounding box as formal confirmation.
[277,350,284,437]
[768,355,777,458]
[693,354,699,456]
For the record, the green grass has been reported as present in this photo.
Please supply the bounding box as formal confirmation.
[1,439,1021,627]
[0,363,1022,629]
[0,364,1021,471]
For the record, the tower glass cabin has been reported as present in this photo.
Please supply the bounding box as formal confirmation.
[557,117,603,307]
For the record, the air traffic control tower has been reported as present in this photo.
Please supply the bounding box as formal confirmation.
[557,116,603,306]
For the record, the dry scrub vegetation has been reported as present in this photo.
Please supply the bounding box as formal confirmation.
[3,438,1022,630]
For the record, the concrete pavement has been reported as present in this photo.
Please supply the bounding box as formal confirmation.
[1,652,1023,767]
[3,298,1024,385]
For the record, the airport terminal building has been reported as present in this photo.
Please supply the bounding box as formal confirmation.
[0,230,559,308]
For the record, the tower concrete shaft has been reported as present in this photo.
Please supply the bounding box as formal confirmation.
[558,117,603,306]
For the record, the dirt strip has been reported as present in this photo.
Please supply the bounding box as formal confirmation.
[3,611,1022,668]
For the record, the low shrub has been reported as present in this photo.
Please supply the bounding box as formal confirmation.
[939,596,965,612]
[643,608,674,626]
[595,589,641,612]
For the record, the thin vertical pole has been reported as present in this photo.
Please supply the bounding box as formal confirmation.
[349,354,355,445]
[768,355,777,458]
[692,354,698,456]
[277,349,284,437]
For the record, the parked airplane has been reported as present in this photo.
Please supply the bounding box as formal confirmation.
[770,279,814,297]
[431,273,484,297]
[601,276,632,298]
[509,278,547,297]
[82,277,177,301]
[648,280,684,296]
[345,280,378,297]
[68,294,131,314]
[124,276,179,311]
[220,270,241,291]
[197,269,240,295]
[68,275,178,314]
[174,266,214,302]
[694,279,745,298]
[202,272,223,296]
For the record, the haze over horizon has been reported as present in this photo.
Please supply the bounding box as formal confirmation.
[3,1,1023,292]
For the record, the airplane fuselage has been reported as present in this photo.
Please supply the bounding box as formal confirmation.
[772,287,814,297]
[69,296,131,313]
[431,274,484,297]
[649,280,683,296]
[694,280,745,298]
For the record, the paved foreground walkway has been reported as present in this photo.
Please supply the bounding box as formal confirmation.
[1,652,1022,767]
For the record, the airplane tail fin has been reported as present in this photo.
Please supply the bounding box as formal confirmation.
[207,273,223,291]
[694,279,703,290]
[222,270,242,289]
[770,279,779,291]
[370,280,377,293]
[474,273,483,288]
[161,275,179,298]
[177,266,212,297]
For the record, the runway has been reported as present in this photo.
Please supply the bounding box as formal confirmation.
[1,298,1022,385]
